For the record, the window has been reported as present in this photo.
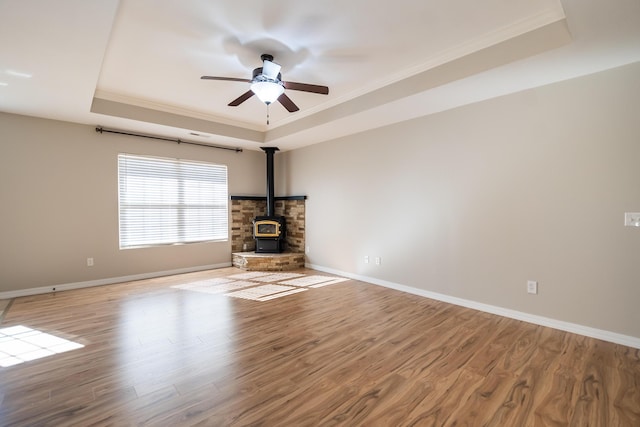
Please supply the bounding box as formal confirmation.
[118,154,228,249]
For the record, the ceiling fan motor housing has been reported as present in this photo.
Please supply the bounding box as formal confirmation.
[252,67,282,83]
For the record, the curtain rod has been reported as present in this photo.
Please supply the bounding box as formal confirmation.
[95,127,243,153]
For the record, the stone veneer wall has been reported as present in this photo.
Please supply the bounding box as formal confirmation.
[230,198,305,253]
[230,199,266,252]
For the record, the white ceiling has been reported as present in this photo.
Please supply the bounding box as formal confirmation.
[1,0,639,151]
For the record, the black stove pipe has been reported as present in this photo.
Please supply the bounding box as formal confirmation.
[261,147,279,217]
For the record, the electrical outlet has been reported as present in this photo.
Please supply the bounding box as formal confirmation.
[305,246,310,254]
[527,280,538,294]
[87,258,94,267]
[364,256,369,264]
[624,212,640,227]
[375,257,381,265]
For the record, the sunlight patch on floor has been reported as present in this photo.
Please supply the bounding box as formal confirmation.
[228,272,272,280]
[0,325,84,368]
[172,272,348,302]
[225,284,307,301]
[172,280,256,294]
[279,275,350,288]
[251,273,305,282]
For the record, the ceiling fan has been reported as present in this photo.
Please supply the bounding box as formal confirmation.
[201,54,329,113]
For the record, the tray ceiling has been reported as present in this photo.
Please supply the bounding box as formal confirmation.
[1,0,639,151]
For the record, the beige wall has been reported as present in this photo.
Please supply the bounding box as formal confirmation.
[281,61,640,338]
[1,62,639,339]
[0,114,265,292]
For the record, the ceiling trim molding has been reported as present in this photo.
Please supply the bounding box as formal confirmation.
[93,90,264,132]
[265,18,571,144]
[270,4,567,131]
[90,97,264,143]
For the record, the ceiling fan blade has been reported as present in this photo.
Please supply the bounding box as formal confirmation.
[228,90,255,107]
[201,76,251,83]
[262,60,281,80]
[283,81,329,95]
[277,93,300,112]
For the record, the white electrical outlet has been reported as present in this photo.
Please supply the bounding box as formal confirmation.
[87,258,94,267]
[375,257,381,265]
[364,256,369,264]
[305,246,310,254]
[624,212,640,227]
[527,280,538,294]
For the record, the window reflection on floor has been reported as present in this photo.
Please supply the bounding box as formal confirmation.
[0,325,84,367]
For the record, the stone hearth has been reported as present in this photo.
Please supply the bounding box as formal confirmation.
[232,251,305,271]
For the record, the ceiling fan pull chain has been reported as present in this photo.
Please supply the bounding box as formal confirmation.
[266,104,270,125]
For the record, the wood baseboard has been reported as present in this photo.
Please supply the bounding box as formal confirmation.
[306,263,640,350]
[0,262,232,300]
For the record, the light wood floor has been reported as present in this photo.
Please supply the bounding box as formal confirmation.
[1,267,638,426]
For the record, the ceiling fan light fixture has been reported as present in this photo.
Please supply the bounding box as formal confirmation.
[250,80,284,105]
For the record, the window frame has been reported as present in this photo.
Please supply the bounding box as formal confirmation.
[117,153,229,249]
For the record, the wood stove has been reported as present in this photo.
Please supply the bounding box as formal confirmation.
[254,147,286,253]
[254,215,286,253]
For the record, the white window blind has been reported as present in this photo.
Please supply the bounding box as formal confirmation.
[118,154,228,249]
